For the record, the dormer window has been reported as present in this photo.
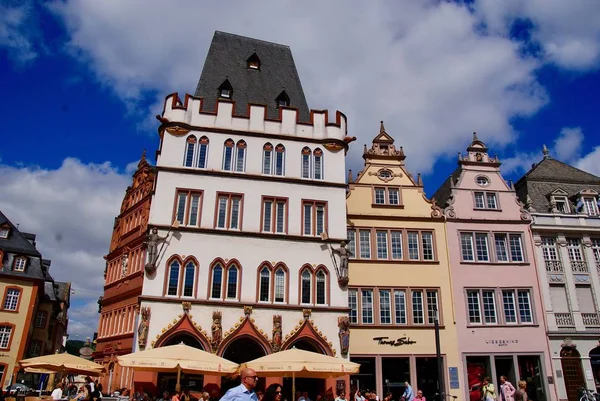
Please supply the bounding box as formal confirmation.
[0,228,8,239]
[246,52,261,70]
[13,256,27,272]
[275,91,290,108]
[553,196,570,214]
[584,197,599,216]
[218,79,233,99]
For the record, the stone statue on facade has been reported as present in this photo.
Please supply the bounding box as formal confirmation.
[138,306,151,349]
[525,195,536,212]
[338,316,350,357]
[145,228,167,273]
[272,315,282,352]
[211,311,222,352]
[121,252,129,278]
[330,241,352,279]
[549,197,558,213]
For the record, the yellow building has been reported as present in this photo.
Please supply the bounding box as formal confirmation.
[346,124,462,400]
[0,211,70,389]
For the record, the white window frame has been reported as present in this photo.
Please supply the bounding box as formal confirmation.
[216,193,243,230]
[262,197,287,234]
[3,288,20,311]
[259,266,270,303]
[182,261,196,297]
[0,326,13,349]
[553,196,570,213]
[473,191,499,210]
[14,257,27,271]
[0,228,8,238]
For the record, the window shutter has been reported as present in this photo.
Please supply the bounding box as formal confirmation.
[549,285,569,312]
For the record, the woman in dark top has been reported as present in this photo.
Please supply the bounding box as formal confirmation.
[263,384,284,401]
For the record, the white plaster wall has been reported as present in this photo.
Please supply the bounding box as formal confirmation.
[149,171,346,240]
[139,300,343,357]
[142,230,346,307]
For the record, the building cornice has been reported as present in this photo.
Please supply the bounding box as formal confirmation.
[155,166,348,189]
[138,295,351,313]
[347,214,444,223]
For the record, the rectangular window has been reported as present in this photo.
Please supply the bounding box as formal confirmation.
[302,201,327,237]
[517,290,533,323]
[475,233,489,261]
[482,290,497,324]
[555,197,570,213]
[408,232,420,260]
[495,234,509,262]
[474,192,499,209]
[592,239,600,266]
[347,230,356,259]
[176,192,187,224]
[198,143,208,168]
[585,197,599,216]
[30,340,42,357]
[362,290,373,324]
[349,290,358,324]
[35,311,47,328]
[412,290,424,324]
[394,290,407,324]
[359,230,371,259]
[263,149,272,175]
[502,290,517,324]
[374,188,386,205]
[509,234,524,262]
[3,289,20,311]
[541,237,559,261]
[422,232,434,260]
[388,189,400,205]
[215,193,243,230]
[474,192,485,209]
[275,150,285,176]
[461,233,474,261]
[376,231,388,259]
[380,290,391,324]
[467,290,482,324]
[567,238,584,261]
[0,326,12,349]
[262,198,287,234]
[426,290,439,324]
[0,228,9,238]
[391,231,403,259]
[576,285,596,313]
[486,193,498,209]
[301,154,311,178]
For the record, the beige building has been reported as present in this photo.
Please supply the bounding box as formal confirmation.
[346,124,462,400]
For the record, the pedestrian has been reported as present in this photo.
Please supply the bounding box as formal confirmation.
[402,382,414,401]
[499,376,515,401]
[481,377,496,401]
[415,390,425,401]
[335,390,347,401]
[219,368,259,401]
[263,384,283,401]
[514,381,528,401]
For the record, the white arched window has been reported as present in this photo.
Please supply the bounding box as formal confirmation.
[167,260,180,296]
[263,143,273,175]
[235,140,247,172]
[313,148,323,180]
[226,265,238,299]
[184,136,197,167]
[197,136,209,168]
[301,269,312,304]
[301,147,312,178]
[211,264,223,299]
[182,261,195,297]
[274,268,285,303]
[316,270,326,305]
[222,139,235,171]
[275,144,285,176]
[259,266,270,302]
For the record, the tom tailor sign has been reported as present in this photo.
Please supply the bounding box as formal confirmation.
[373,337,417,346]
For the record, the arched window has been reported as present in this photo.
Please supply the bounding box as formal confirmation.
[182,261,195,297]
[259,266,271,302]
[167,260,180,296]
[222,139,235,171]
[235,140,247,172]
[226,265,238,299]
[275,144,285,176]
[316,269,326,305]
[274,267,285,303]
[198,136,209,168]
[184,136,197,167]
[301,269,312,304]
[211,264,223,299]
[301,147,312,179]
[263,143,273,175]
[314,148,323,180]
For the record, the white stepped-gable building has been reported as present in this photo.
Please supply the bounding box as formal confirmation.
[135,31,355,398]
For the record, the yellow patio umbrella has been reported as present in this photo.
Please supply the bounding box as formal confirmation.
[19,353,105,376]
[117,343,238,390]
[239,348,360,396]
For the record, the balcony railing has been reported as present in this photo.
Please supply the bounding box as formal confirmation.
[571,260,589,273]
[555,313,575,328]
[582,313,600,328]
[546,260,564,273]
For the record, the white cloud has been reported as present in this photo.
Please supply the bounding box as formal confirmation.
[576,146,600,176]
[0,2,37,64]
[554,127,583,161]
[67,301,101,341]
[47,0,551,174]
[0,158,131,339]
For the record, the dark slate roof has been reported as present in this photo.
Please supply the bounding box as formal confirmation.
[0,210,45,280]
[432,167,461,207]
[194,31,310,121]
[56,281,71,305]
[42,280,71,304]
[515,157,600,213]
[44,281,59,302]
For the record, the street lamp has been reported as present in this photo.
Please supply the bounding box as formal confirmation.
[434,307,445,401]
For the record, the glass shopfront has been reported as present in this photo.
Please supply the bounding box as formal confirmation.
[350,357,377,394]
[464,354,546,401]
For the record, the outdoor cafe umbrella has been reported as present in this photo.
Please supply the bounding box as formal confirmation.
[117,343,238,390]
[19,352,105,376]
[239,348,360,396]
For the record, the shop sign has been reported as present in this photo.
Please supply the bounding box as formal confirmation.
[485,339,519,346]
[449,367,460,389]
[373,336,417,346]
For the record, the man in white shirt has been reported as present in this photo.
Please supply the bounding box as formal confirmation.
[51,383,64,400]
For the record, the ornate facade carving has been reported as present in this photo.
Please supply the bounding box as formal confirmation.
[211,311,222,352]
[338,316,350,357]
[272,315,282,352]
[138,306,151,349]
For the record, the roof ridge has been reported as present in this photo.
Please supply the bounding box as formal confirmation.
[214,31,291,49]
[0,210,42,256]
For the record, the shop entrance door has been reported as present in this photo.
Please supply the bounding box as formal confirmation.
[560,347,584,401]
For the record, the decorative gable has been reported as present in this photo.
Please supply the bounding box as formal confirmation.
[362,121,405,162]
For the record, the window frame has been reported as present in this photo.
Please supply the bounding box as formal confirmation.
[348,228,437,262]
[163,256,198,298]
[472,191,500,210]
[35,310,48,328]
[222,139,235,171]
[301,200,328,237]
[173,189,204,227]
[208,259,241,301]
[0,323,15,350]
[371,186,403,207]
[313,148,324,180]
[234,140,247,173]
[13,256,27,271]
[261,196,289,234]
[350,286,442,326]
[0,227,9,238]
[214,192,244,230]
[465,288,535,326]
[256,263,289,304]
[183,135,197,168]
[29,339,43,357]
[552,196,570,214]
[460,231,527,264]
[1,287,22,313]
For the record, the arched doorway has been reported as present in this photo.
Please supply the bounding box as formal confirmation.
[221,337,268,394]
[284,340,327,401]
[159,334,206,393]
[561,347,584,401]
[590,347,600,392]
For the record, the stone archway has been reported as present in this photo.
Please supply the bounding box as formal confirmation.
[220,336,268,394]
[561,346,584,401]
[153,313,211,351]
[163,333,205,349]
[590,346,600,392]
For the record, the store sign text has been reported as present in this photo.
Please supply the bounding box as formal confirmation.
[486,339,519,347]
[373,337,417,346]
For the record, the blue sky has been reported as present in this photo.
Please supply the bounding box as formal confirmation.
[1,0,600,339]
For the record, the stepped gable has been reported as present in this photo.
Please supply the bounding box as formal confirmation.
[194,31,310,122]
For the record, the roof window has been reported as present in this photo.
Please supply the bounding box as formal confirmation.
[247,52,261,70]
[0,228,8,239]
[275,91,290,108]
[218,79,233,99]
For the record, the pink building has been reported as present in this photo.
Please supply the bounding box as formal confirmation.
[433,134,557,401]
